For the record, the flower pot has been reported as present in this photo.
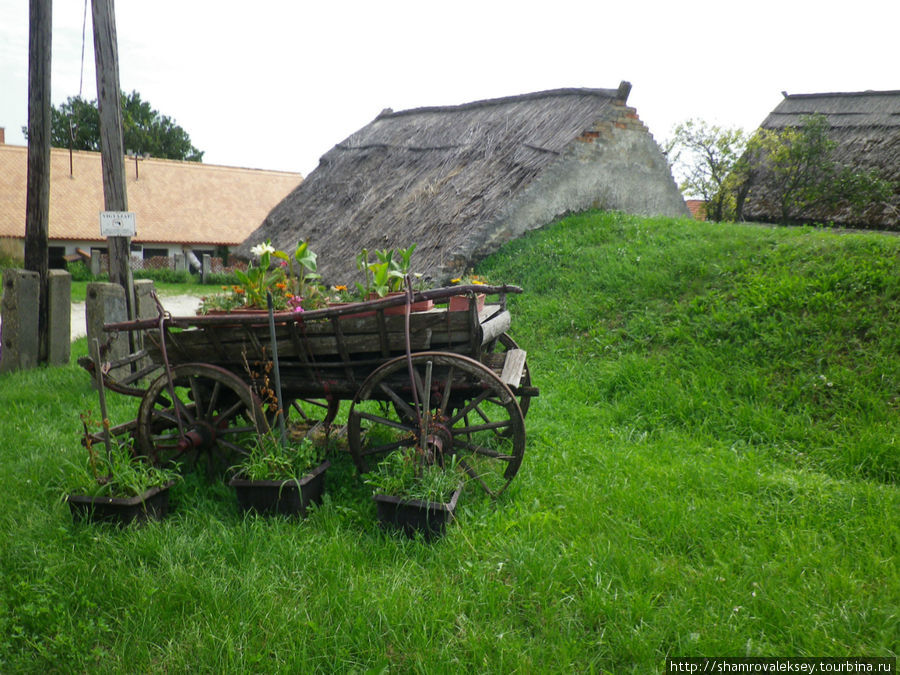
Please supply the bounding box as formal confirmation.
[327,302,375,319]
[448,293,485,312]
[384,298,435,315]
[229,460,330,517]
[365,291,435,316]
[373,485,462,540]
[67,480,175,526]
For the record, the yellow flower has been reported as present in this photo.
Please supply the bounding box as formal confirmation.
[451,278,462,284]
[333,284,348,292]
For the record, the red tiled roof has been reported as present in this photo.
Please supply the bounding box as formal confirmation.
[0,144,302,245]
[685,199,706,220]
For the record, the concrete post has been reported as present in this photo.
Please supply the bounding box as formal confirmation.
[47,269,71,365]
[0,269,40,373]
[133,279,157,320]
[85,281,129,381]
[131,279,158,373]
[173,253,186,273]
[201,253,211,284]
[90,249,102,276]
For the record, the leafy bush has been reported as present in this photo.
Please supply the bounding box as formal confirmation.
[202,271,240,286]
[133,268,195,284]
[65,260,96,281]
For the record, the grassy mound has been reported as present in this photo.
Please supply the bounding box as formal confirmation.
[0,211,896,671]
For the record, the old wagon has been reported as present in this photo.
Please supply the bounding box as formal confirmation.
[84,284,537,497]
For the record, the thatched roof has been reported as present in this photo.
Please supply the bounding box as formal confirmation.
[237,84,687,284]
[742,89,900,228]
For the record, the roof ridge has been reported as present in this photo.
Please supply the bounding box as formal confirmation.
[783,89,900,99]
[376,86,623,120]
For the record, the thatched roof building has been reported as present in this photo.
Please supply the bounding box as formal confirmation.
[237,83,687,284]
[742,89,900,228]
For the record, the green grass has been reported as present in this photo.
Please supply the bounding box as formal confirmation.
[69,280,211,303]
[1,211,897,671]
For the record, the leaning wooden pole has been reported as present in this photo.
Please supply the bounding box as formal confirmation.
[91,0,134,318]
[24,0,52,362]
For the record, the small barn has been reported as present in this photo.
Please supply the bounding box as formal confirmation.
[742,89,900,228]
[237,83,688,284]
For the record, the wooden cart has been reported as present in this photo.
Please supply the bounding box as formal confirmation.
[86,285,537,496]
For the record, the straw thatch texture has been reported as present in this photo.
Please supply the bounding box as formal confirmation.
[238,85,687,283]
[742,90,900,228]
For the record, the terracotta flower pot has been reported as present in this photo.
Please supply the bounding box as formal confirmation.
[448,293,485,312]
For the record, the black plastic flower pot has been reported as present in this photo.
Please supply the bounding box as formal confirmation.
[373,485,462,540]
[67,480,175,526]
[229,460,330,517]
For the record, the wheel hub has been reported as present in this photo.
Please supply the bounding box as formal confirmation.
[175,421,216,452]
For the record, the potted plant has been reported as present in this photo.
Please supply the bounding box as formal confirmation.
[66,413,179,525]
[364,448,463,540]
[228,432,330,517]
[351,245,433,314]
[198,239,327,315]
[448,273,487,312]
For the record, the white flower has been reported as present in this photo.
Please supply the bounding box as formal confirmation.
[251,242,276,257]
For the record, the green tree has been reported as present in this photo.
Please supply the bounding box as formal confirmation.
[733,114,891,224]
[40,90,203,162]
[667,119,748,221]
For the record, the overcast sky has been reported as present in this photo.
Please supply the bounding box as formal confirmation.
[1,0,897,177]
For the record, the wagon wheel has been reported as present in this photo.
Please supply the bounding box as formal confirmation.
[283,397,341,433]
[348,352,525,497]
[136,363,266,472]
[485,332,533,421]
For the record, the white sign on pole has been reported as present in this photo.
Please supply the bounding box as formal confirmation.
[99,211,136,237]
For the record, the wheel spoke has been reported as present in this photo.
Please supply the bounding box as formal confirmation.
[452,419,511,435]
[216,439,250,456]
[457,457,496,496]
[354,410,415,434]
[447,389,492,426]
[206,381,223,418]
[378,382,417,423]
[439,366,455,416]
[188,376,207,418]
[360,437,415,457]
[215,399,246,426]
[453,437,516,461]
[151,407,182,427]
[216,424,258,437]
[173,394,195,426]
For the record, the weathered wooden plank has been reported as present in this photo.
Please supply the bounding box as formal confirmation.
[499,349,527,388]
[150,323,473,361]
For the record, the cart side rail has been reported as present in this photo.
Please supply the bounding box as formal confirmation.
[100,284,522,332]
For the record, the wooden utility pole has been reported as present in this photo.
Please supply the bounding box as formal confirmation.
[91,0,133,317]
[24,0,52,361]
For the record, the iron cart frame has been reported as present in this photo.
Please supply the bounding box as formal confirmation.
[84,285,538,497]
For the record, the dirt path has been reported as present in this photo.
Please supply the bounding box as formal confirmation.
[68,294,203,340]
